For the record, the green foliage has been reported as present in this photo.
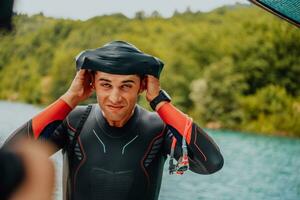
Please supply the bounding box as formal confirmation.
[232,22,300,96]
[0,57,41,103]
[239,85,300,137]
[0,5,299,136]
[190,57,247,127]
[48,48,78,101]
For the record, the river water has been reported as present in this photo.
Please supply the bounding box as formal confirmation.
[0,101,299,200]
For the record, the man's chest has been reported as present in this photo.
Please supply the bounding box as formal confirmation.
[73,124,165,171]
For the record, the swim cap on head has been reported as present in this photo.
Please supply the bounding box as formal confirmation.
[75,41,164,78]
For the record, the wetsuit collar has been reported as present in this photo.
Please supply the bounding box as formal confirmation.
[94,104,139,138]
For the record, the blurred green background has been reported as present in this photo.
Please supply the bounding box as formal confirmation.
[0,4,299,137]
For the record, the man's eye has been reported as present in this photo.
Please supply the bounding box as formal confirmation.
[101,83,111,88]
[121,84,132,90]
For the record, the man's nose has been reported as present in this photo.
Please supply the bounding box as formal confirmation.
[109,89,122,104]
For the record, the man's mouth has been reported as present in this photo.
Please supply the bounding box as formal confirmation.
[107,105,124,111]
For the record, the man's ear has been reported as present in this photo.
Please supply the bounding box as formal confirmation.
[139,76,146,94]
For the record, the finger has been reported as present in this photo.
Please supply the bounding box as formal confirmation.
[147,75,158,81]
[78,69,86,74]
[149,75,159,83]
[76,69,87,79]
[146,75,152,83]
[147,75,155,79]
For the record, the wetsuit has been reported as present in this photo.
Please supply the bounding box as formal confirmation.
[3,99,223,200]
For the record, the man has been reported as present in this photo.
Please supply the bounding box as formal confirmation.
[4,41,223,200]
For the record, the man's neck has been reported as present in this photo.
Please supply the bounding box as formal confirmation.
[101,108,135,128]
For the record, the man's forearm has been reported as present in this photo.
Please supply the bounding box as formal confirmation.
[157,102,192,143]
[31,98,72,139]
[3,98,72,148]
[157,102,224,174]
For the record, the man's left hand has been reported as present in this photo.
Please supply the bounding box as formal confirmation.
[145,75,160,102]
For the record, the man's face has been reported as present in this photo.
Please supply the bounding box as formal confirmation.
[93,71,143,126]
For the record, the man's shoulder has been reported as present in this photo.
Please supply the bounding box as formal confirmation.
[69,104,91,117]
[136,105,160,120]
[66,104,95,128]
[136,105,165,132]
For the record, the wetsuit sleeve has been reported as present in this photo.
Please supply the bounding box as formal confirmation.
[158,102,224,174]
[3,99,72,151]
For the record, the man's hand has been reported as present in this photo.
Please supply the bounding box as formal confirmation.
[145,75,168,111]
[145,75,160,102]
[61,69,94,108]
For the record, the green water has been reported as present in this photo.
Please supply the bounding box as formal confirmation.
[1,101,300,200]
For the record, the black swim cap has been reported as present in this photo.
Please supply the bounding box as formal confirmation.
[75,41,164,78]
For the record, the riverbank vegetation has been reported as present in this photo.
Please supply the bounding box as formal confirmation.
[0,4,299,137]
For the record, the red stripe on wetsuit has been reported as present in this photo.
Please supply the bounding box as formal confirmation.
[32,99,72,139]
[157,102,192,144]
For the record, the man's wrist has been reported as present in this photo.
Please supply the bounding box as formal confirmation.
[149,90,171,110]
[154,101,168,111]
[147,92,160,103]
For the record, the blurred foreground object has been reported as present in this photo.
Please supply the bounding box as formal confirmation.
[0,150,24,199]
[0,0,14,31]
[0,140,55,200]
[249,0,300,28]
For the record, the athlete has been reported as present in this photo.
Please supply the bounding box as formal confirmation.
[3,41,224,200]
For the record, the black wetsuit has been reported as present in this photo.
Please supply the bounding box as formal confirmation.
[3,104,223,200]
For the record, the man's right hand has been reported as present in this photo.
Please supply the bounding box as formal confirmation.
[61,70,94,108]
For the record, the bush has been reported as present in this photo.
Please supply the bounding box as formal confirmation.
[239,85,300,136]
